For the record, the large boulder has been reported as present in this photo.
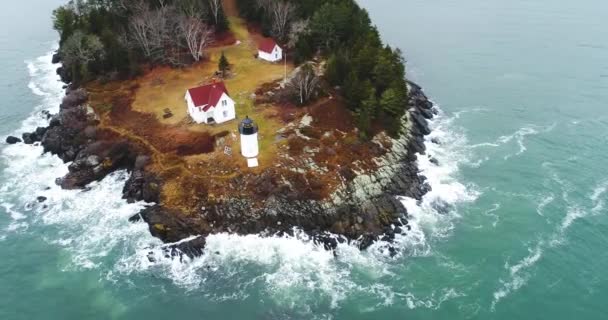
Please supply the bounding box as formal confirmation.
[410,111,431,136]
[5,136,21,144]
[56,66,72,84]
[123,169,161,203]
[22,133,35,144]
[51,52,62,64]
[60,141,137,189]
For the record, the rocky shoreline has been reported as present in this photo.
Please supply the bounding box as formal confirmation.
[7,59,438,259]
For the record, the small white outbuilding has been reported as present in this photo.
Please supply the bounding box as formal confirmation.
[185,81,236,124]
[258,38,283,63]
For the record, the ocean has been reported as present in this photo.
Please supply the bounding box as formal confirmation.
[1,0,607,319]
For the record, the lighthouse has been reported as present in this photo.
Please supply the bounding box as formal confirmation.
[239,116,259,158]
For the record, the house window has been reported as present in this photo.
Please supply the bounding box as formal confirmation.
[223,110,228,118]
[222,100,227,106]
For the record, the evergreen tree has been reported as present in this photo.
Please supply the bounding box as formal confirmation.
[356,84,377,139]
[218,51,230,77]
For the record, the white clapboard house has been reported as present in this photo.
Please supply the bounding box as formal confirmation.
[185,81,236,124]
[258,38,283,62]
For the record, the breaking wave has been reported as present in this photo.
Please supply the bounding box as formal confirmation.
[1,48,477,314]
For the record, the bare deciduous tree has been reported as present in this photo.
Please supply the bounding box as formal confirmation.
[288,19,309,48]
[178,15,214,62]
[61,30,105,66]
[270,1,295,42]
[289,64,319,105]
[208,0,222,25]
[129,13,154,57]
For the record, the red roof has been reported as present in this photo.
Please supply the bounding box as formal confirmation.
[258,38,280,54]
[187,82,229,112]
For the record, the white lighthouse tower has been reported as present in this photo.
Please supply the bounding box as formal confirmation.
[239,116,259,158]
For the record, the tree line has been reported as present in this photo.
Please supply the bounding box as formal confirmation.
[236,0,409,137]
[53,0,229,84]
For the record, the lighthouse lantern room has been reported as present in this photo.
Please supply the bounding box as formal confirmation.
[239,116,259,159]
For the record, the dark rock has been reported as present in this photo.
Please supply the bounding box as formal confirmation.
[388,247,397,257]
[61,88,89,110]
[22,133,35,144]
[41,110,52,119]
[60,141,136,189]
[138,205,208,244]
[421,100,433,110]
[56,66,72,84]
[51,52,61,64]
[313,233,339,251]
[431,138,441,145]
[36,196,47,203]
[35,127,47,138]
[419,107,434,119]
[358,233,377,250]
[169,237,207,259]
[5,136,21,144]
[49,115,61,128]
[123,169,161,203]
[411,111,431,136]
[147,252,156,263]
[129,213,143,223]
[430,157,439,166]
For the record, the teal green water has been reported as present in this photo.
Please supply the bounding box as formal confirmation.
[1,0,607,319]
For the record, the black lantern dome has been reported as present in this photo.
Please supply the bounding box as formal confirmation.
[239,116,259,135]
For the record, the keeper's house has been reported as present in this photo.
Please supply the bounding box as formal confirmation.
[185,82,235,124]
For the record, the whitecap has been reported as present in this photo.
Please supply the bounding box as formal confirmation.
[536,194,554,216]
[484,203,501,227]
[590,180,608,203]
[491,245,543,310]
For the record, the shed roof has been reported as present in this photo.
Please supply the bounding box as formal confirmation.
[258,38,280,54]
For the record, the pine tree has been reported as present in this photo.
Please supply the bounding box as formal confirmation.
[218,51,230,78]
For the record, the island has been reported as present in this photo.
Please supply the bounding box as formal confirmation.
[12,0,437,258]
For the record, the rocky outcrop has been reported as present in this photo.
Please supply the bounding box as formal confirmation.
[58,141,137,189]
[122,157,161,203]
[22,88,139,190]
[125,81,437,257]
[34,57,436,258]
